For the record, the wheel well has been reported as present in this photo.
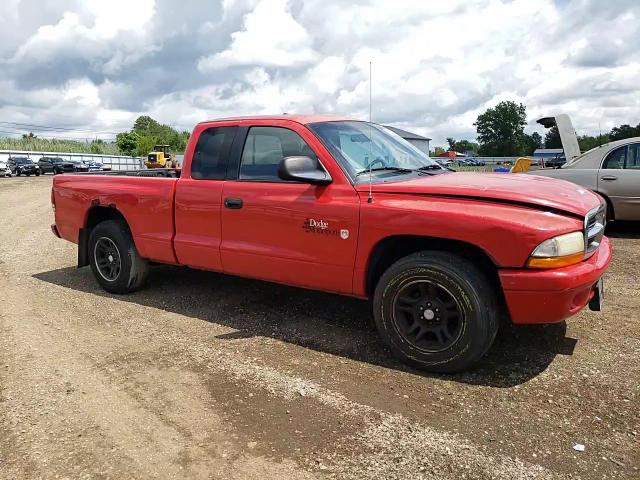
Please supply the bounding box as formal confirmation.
[85,205,127,231]
[79,206,129,267]
[365,235,500,297]
[597,192,615,221]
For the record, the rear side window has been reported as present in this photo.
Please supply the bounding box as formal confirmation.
[626,144,640,169]
[239,126,318,181]
[191,126,237,180]
[602,146,626,169]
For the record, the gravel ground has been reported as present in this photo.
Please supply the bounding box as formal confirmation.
[1,175,638,479]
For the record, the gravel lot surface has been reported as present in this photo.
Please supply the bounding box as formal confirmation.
[1,175,638,479]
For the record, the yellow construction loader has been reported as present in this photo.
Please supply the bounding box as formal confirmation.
[144,145,176,169]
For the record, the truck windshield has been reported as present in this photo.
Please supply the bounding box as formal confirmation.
[309,121,441,180]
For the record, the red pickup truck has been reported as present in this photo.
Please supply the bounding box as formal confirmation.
[51,115,611,372]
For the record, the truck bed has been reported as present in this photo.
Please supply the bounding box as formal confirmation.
[77,168,181,178]
[53,172,179,264]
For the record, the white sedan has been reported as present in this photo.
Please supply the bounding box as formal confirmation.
[0,160,12,177]
[532,114,640,221]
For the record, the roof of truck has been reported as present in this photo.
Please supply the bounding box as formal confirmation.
[199,114,356,125]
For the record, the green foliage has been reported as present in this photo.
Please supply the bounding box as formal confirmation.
[22,132,37,140]
[521,132,542,155]
[116,131,140,155]
[135,135,157,157]
[89,140,105,154]
[578,134,609,152]
[131,115,190,154]
[0,137,120,154]
[609,123,640,141]
[544,126,562,148]
[430,146,445,157]
[446,137,456,150]
[475,101,527,156]
[453,139,479,155]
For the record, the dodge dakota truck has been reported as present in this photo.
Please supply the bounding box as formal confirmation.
[51,115,611,372]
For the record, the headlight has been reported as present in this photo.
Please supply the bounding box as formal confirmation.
[526,231,585,269]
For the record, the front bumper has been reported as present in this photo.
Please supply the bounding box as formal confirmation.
[499,236,612,324]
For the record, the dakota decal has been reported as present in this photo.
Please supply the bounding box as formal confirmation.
[302,218,349,239]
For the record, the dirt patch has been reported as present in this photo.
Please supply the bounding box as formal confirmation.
[0,176,638,479]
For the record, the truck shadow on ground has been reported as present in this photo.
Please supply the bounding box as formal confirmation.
[33,265,578,388]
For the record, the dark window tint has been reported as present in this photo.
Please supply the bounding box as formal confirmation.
[191,126,237,180]
[626,144,640,169]
[239,126,317,181]
[602,146,626,169]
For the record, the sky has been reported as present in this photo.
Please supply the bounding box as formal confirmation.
[0,0,638,147]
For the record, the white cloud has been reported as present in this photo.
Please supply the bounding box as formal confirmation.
[198,0,317,71]
[1,0,639,146]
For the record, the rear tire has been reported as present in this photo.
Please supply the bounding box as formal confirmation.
[88,220,149,294]
[373,251,499,373]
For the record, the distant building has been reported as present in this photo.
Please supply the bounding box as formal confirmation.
[533,148,563,160]
[437,150,467,158]
[383,125,431,155]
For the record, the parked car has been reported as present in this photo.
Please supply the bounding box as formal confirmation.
[8,157,40,176]
[51,115,610,373]
[541,154,566,169]
[533,114,640,221]
[69,159,89,172]
[85,160,104,172]
[465,157,485,166]
[38,156,75,175]
[0,159,12,177]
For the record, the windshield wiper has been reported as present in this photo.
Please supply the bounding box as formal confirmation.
[355,166,415,177]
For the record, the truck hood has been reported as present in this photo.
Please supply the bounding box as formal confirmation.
[355,172,600,217]
[537,114,581,162]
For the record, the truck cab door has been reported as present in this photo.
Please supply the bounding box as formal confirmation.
[173,126,238,271]
[599,143,640,220]
[220,123,360,294]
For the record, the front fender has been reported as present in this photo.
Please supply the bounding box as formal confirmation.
[353,193,584,297]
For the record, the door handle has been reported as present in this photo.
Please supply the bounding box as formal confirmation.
[224,197,243,209]
[600,175,618,181]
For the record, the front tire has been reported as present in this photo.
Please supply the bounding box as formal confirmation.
[373,251,499,373]
[88,220,149,294]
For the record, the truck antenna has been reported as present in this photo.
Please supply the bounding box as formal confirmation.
[368,61,374,204]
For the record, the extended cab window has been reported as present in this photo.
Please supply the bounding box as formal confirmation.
[191,126,237,180]
[239,126,318,181]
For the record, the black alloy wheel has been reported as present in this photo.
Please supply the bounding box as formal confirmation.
[373,251,500,372]
[93,237,122,282]
[393,280,464,352]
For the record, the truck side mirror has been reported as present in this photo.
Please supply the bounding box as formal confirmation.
[278,156,332,185]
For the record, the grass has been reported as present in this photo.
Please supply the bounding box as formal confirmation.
[0,137,121,155]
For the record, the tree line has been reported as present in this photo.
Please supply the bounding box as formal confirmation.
[115,116,190,156]
[433,100,640,157]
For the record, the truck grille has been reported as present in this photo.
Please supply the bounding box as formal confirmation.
[584,204,606,257]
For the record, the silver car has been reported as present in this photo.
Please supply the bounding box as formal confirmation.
[532,115,640,221]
